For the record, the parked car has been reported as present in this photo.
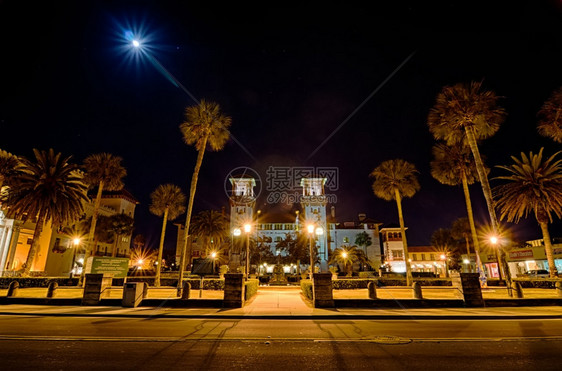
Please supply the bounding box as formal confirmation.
[523,269,550,278]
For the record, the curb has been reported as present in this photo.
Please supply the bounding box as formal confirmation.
[1,311,562,320]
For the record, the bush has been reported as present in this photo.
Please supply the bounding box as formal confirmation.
[513,278,561,289]
[300,280,313,300]
[333,279,375,289]
[358,272,375,278]
[244,279,259,300]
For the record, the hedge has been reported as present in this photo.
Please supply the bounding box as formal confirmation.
[300,280,313,300]
[244,279,259,301]
[331,278,453,289]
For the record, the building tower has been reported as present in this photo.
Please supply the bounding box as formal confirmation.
[229,177,256,269]
[300,177,328,271]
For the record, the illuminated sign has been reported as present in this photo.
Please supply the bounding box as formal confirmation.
[508,250,533,260]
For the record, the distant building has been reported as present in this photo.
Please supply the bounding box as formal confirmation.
[0,189,139,276]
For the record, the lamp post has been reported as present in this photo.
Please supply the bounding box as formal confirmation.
[210,251,217,274]
[307,224,315,279]
[70,237,81,278]
[489,236,504,281]
[244,223,251,279]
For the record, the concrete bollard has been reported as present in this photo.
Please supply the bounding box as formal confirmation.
[142,282,149,299]
[556,281,562,298]
[181,281,191,300]
[412,281,423,299]
[46,281,58,298]
[368,281,377,299]
[512,281,524,299]
[7,281,19,297]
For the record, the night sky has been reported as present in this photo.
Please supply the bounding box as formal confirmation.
[1,2,561,253]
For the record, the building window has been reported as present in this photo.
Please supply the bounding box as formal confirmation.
[393,250,403,259]
[274,224,282,230]
[430,254,435,261]
[421,253,425,261]
[343,237,349,243]
[412,254,417,261]
[275,236,282,242]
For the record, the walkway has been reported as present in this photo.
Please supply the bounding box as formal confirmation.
[243,286,312,315]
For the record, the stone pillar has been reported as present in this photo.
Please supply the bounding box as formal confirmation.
[368,280,377,299]
[451,272,484,307]
[82,274,113,306]
[555,281,562,297]
[7,281,19,297]
[412,281,423,299]
[223,273,244,308]
[46,281,58,298]
[313,272,334,308]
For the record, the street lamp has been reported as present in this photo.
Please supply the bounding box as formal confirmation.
[489,235,504,281]
[440,253,449,278]
[69,237,81,278]
[210,251,217,274]
[307,224,324,279]
[244,223,251,279]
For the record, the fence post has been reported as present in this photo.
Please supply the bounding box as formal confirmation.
[46,281,58,298]
[451,272,484,307]
[368,281,377,299]
[223,273,244,308]
[412,281,423,299]
[7,281,19,297]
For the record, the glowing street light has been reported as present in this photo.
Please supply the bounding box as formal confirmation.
[306,224,323,279]
[489,235,504,281]
[132,39,140,48]
[233,228,241,237]
[341,251,348,259]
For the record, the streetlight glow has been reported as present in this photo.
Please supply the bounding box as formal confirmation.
[490,236,498,245]
[244,223,251,233]
[315,226,323,235]
[73,237,80,246]
[233,228,241,236]
[342,252,348,259]
[211,252,217,259]
[132,39,140,48]
[307,224,314,234]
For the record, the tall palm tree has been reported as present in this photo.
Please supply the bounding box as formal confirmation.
[81,153,126,283]
[430,143,486,275]
[177,100,231,289]
[427,81,507,233]
[108,213,134,257]
[537,86,562,143]
[149,184,186,287]
[493,148,562,278]
[5,149,88,276]
[370,159,420,285]
[0,148,24,193]
[328,245,369,277]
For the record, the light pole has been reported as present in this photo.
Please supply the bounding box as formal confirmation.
[210,251,217,274]
[70,237,81,278]
[244,223,251,279]
[489,236,503,281]
[307,224,315,279]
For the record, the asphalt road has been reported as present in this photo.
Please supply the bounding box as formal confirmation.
[1,316,562,370]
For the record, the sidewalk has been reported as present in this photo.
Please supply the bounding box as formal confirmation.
[2,287,562,320]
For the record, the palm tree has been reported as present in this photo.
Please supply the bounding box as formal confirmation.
[328,246,369,277]
[0,148,24,193]
[81,153,126,283]
[370,159,420,285]
[177,100,231,289]
[430,143,486,275]
[430,228,456,278]
[493,148,562,278]
[427,81,507,233]
[5,149,88,276]
[190,210,229,257]
[354,231,372,259]
[108,213,134,257]
[537,86,562,143]
[149,184,186,287]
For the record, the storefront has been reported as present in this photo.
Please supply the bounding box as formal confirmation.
[479,243,562,278]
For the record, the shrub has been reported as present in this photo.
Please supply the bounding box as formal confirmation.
[300,280,313,300]
[358,272,375,278]
[244,279,259,300]
[333,279,375,289]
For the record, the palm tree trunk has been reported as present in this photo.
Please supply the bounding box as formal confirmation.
[22,210,46,276]
[80,181,104,285]
[461,173,485,276]
[155,207,169,287]
[465,126,499,231]
[539,220,558,278]
[177,135,209,290]
[394,188,412,286]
